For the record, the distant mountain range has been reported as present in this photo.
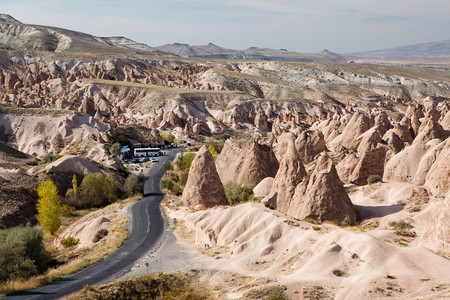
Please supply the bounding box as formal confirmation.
[155,42,347,62]
[347,40,450,61]
[1,13,449,62]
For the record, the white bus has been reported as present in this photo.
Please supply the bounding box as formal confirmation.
[134,148,161,157]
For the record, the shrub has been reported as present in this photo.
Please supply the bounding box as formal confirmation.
[264,202,274,209]
[164,162,174,171]
[0,226,52,282]
[224,182,253,205]
[181,153,196,170]
[109,142,121,157]
[116,136,130,146]
[161,179,174,190]
[390,220,413,230]
[38,153,56,165]
[93,229,108,243]
[332,269,347,277]
[367,174,382,184]
[62,237,79,248]
[80,173,106,207]
[179,170,189,186]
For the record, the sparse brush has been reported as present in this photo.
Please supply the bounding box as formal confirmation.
[93,229,108,243]
[367,175,382,184]
[390,220,412,230]
[62,237,79,248]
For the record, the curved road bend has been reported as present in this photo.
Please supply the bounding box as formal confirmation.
[8,149,178,300]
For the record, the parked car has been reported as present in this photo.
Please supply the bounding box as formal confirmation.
[151,158,157,162]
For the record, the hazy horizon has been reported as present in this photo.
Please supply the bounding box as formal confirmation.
[2,0,450,54]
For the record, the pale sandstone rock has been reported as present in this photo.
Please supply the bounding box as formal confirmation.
[330,110,370,151]
[182,146,228,211]
[55,216,112,249]
[216,139,279,186]
[336,152,359,184]
[413,105,448,145]
[384,139,443,184]
[290,153,357,222]
[382,129,405,154]
[45,155,104,176]
[420,200,450,254]
[264,138,307,212]
[253,177,274,199]
[424,138,450,197]
[350,146,387,185]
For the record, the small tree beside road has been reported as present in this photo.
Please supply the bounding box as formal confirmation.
[36,179,61,235]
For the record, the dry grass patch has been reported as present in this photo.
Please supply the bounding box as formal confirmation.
[302,285,334,300]
[65,271,214,300]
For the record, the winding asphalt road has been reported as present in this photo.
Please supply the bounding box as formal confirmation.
[8,149,177,300]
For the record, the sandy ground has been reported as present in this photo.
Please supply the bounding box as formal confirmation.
[121,220,215,277]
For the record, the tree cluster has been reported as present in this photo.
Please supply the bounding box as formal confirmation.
[0,226,52,282]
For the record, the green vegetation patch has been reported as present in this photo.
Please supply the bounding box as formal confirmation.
[224,182,254,205]
[0,226,52,282]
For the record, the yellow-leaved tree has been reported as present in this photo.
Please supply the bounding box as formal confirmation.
[36,179,61,235]
[208,143,218,161]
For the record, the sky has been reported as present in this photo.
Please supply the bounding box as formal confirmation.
[1,0,450,53]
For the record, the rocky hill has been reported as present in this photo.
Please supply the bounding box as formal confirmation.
[156,42,347,62]
[0,14,169,56]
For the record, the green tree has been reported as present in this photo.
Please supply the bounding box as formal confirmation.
[80,172,105,207]
[109,142,121,157]
[36,179,61,235]
[0,226,52,282]
[104,173,118,203]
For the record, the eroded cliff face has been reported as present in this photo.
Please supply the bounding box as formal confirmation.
[2,51,450,138]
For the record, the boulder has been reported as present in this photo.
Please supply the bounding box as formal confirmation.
[253,177,274,199]
[291,153,357,222]
[216,139,279,186]
[182,146,228,211]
